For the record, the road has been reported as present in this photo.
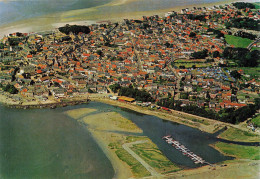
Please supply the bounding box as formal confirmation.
[122,140,162,177]
[247,37,260,50]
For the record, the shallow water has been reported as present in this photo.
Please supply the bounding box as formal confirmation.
[1,101,245,178]
[0,0,111,25]
[0,104,114,179]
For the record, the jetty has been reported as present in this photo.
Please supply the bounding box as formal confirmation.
[163,135,212,166]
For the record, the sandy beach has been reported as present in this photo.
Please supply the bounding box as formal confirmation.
[66,108,141,179]
[65,107,180,178]
[0,0,240,38]
[64,105,260,179]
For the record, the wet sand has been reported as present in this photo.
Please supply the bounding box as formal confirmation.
[65,108,142,178]
[0,0,239,38]
[65,106,260,179]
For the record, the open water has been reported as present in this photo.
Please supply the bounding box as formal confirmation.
[0,0,227,26]
[0,101,244,178]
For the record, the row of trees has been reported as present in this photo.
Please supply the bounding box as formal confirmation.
[223,47,259,67]
[234,31,257,40]
[186,14,207,22]
[1,84,18,94]
[156,97,259,124]
[225,18,259,31]
[207,28,225,39]
[118,85,154,102]
[191,49,208,59]
[220,105,258,124]
[156,98,218,119]
[233,2,256,9]
[109,84,154,102]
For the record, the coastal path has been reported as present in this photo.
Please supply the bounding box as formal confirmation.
[122,140,162,177]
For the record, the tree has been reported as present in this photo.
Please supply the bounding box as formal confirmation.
[59,24,91,35]
[192,49,208,59]
[189,32,196,38]
[233,2,256,9]
[109,83,121,93]
[2,84,18,94]
[212,51,220,58]
[230,70,241,79]
[0,43,4,49]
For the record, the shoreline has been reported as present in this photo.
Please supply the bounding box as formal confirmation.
[0,0,240,38]
[64,104,260,179]
[1,92,259,142]
[1,92,259,140]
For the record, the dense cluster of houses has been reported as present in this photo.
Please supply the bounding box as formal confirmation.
[0,3,259,111]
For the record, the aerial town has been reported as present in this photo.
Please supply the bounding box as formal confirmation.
[0,2,259,125]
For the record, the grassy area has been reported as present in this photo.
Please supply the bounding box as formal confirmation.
[251,47,260,51]
[251,115,260,128]
[215,142,260,160]
[253,2,260,9]
[225,35,253,48]
[109,135,182,177]
[115,148,150,178]
[218,127,260,142]
[175,62,212,68]
[238,67,260,78]
[131,140,180,174]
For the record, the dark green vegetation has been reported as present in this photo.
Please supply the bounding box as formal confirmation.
[207,28,224,39]
[223,47,259,67]
[0,43,4,49]
[251,115,260,128]
[118,85,154,102]
[1,84,18,94]
[215,142,260,160]
[8,38,20,46]
[157,98,259,124]
[234,31,257,40]
[229,67,260,80]
[233,2,256,9]
[109,83,121,93]
[230,70,241,79]
[58,24,91,35]
[225,35,253,48]
[225,18,259,31]
[186,14,206,22]
[191,49,208,59]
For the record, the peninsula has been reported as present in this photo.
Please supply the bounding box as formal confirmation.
[0,1,259,178]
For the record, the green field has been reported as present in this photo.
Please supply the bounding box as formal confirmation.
[225,35,253,48]
[218,127,260,142]
[251,115,260,128]
[109,136,181,177]
[215,142,260,160]
[115,148,150,177]
[175,62,212,68]
[131,141,180,174]
[254,2,260,9]
[229,67,260,79]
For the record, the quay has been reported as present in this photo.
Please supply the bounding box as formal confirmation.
[6,99,91,109]
[163,135,212,166]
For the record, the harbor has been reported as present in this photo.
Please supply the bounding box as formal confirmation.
[163,135,212,166]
